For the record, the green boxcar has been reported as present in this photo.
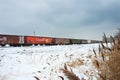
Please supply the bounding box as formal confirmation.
[70,39,82,44]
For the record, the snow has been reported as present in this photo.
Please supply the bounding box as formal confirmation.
[0,44,100,80]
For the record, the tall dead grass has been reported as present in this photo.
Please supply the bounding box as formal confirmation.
[93,34,120,80]
[60,63,80,80]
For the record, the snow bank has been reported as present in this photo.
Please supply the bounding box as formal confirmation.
[0,44,99,80]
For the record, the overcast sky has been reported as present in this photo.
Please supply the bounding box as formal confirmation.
[0,0,120,40]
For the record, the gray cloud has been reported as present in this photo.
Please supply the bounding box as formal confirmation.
[0,0,120,40]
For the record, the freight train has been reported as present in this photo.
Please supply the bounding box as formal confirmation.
[0,34,101,46]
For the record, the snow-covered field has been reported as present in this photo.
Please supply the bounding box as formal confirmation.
[0,44,100,80]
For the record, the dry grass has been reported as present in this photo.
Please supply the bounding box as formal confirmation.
[34,76,40,80]
[60,63,80,80]
[93,34,120,80]
[59,57,84,80]
[60,34,120,80]
[60,69,80,80]
[67,58,84,68]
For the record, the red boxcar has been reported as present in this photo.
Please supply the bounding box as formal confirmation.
[0,34,21,46]
[24,36,52,45]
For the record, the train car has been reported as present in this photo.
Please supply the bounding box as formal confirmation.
[81,39,88,44]
[91,40,102,43]
[53,38,70,45]
[0,34,24,46]
[0,34,7,45]
[1,34,99,46]
[24,36,52,45]
[70,39,82,44]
